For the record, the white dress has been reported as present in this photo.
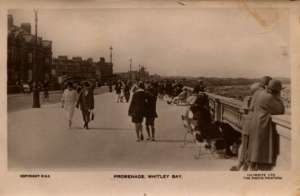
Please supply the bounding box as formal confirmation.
[61,89,78,121]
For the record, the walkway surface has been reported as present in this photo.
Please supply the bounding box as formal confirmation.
[8,89,237,171]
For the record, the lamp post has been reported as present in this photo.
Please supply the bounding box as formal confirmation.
[138,64,141,80]
[32,10,40,108]
[109,46,113,63]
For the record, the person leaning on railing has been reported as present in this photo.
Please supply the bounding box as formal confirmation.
[247,79,285,171]
[230,76,272,171]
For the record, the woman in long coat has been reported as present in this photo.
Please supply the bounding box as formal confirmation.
[247,80,285,170]
[128,82,147,141]
[61,82,78,128]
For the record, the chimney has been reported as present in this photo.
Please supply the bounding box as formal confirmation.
[21,23,31,34]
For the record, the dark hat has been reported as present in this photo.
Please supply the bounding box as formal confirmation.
[267,79,284,92]
[67,82,73,87]
[260,76,272,87]
[84,81,90,87]
[138,81,145,89]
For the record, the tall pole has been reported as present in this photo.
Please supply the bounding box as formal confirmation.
[138,64,141,80]
[32,10,40,108]
[109,46,113,63]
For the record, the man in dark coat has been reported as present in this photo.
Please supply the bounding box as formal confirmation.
[247,79,285,171]
[76,82,95,129]
[128,82,147,141]
[145,84,158,141]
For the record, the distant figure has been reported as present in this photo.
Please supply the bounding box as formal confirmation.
[61,82,78,128]
[115,80,122,103]
[172,87,190,105]
[77,82,95,129]
[43,80,50,102]
[124,81,131,103]
[247,79,285,171]
[145,84,158,141]
[128,82,147,141]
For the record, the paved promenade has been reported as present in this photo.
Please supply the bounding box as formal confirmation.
[8,89,236,171]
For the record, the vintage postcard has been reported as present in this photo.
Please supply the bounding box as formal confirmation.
[0,0,299,196]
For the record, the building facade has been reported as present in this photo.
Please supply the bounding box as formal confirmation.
[7,14,52,87]
[52,56,96,83]
[95,57,113,82]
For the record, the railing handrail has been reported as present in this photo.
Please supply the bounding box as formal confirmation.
[205,92,291,134]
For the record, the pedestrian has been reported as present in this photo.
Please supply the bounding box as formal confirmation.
[128,81,147,142]
[61,82,78,128]
[145,84,158,141]
[76,81,95,129]
[124,80,131,103]
[115,80,122,103]
[247,79,285,171]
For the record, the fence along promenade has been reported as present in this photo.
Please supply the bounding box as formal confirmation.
[206,92,291,170]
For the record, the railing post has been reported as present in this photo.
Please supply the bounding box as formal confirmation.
[215,98,221,122]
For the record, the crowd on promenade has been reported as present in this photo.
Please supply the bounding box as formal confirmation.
[60,75,285,171]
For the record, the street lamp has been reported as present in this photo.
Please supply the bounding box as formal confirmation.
[32,9,40,108]
[109,46,113,63]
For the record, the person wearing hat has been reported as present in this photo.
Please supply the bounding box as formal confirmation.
[115,80,122,103]
[230,82,263,171]
[193,80,205,94]
[190,82,211,145]
[144,84,158,141]
[76,81,95,129]
[259,76,272,89]
[128,81,147,141]
[247,79,285,171]
[61,82,78,128]
[172,87,190,105]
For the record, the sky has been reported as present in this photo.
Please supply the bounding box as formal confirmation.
[9,8,290,78]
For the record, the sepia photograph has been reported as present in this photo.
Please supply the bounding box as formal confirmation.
[6,7,292,172]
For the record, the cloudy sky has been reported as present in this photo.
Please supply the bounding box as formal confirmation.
[9,8,290,78]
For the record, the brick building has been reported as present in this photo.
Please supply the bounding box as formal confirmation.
[95,57,113,82]
[7,14,52,87]
[52,56,96,83]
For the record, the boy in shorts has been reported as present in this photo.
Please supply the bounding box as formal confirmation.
[145,84,158,141]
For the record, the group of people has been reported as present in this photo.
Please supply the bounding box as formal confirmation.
[160,77,286,171]
[114,80,131,103]
[15,79,50,102]
[230,76,285,171]
[60,75,286,171]
[61,81,95,129]
[128,81,158,142]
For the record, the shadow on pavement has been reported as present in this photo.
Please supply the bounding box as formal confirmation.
[71,127,133,132]
[154,139,188,143]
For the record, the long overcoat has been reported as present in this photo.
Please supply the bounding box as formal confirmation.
[247,90,285,164]
[128,89,147,120]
